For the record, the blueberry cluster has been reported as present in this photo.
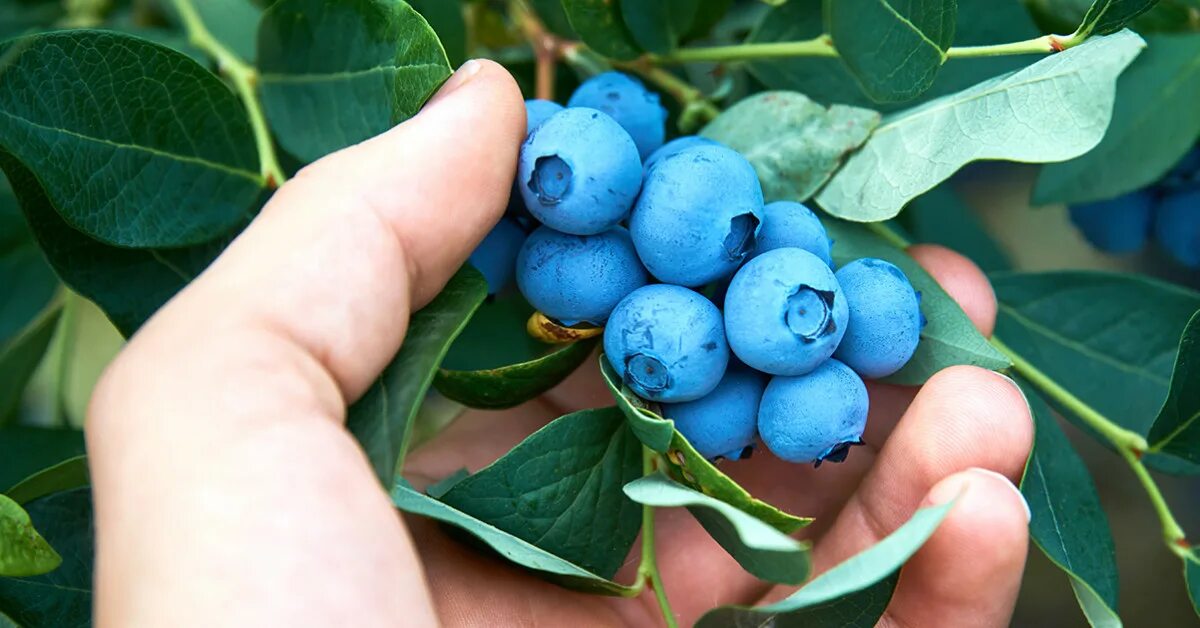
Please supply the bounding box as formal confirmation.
[469,72,924,467]
[1069,147,1200,267]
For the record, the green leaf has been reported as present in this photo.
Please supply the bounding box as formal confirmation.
[993,271,1200,473]
[696,499,955,627]
[816,30,1146,222]
[161,0,262,61]
[527,0,577,37]
[619,0,698,54]
[625,472,811,584]
[0,31,263,247]
[0,176,57,345]
[684,0,733,40]
[900,183,1011,273]
[409,0,467,66]
[0,495,60,578]
[392,478,635,595]
[825,0,956,103]
[1034,33,1200,204]
[0,488,93,628]
[1148,312,1200,463]
[257,0,453,163]
[4,457,89,507]
[0,303,60,424]
[1018,378,1121,626]
[1079,0,1161,36]
[437,407,642,578]
[700,91,880,203]
[824,219,1011,384]
[1187,554,1200,618]
[561,0,643,61]
[3,154,239,336]
[347,266,487,485]
[599,357,811,533]
[0,427,85,491]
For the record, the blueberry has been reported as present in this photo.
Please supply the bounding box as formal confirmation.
[723,248,848,376]
[833,258,921,379]
[758,359,868,466]
[643,135,719,173]
[604,284,729,402]
[1068,191,1156,254]
[630,144,765,286]
[517,225,648,325]
[518,107,642,236]
[754,200,833,267]
[664,366,764,460]
[524,99,564,134]
[468,218,527,294]
[567,71,667,160]
[1154,188,1200,268]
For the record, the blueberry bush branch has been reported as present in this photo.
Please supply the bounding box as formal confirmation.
[638,447,678,628]
[170,0,287,188]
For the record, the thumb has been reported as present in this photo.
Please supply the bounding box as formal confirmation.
[134,59,525,401]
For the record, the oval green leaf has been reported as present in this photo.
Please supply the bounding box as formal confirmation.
[0,488,93,627]
[257,0,453,163]
[0,177,57,345]
[701,91,880,203]
[0,303,61,425]
[347,265,488,485]
[1148,312,1200,464]
[625,472,811,585]
[561,0,643,61]
[1079,0,1161,36]
[816,30,1146,222]
[4,457,90,507]
[0,427,86,492]
[620,0,699,55]
[0,495,60,578]
[0,31,263,247]
[409,0,468,66]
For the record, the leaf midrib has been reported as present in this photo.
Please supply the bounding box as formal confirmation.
[259,62,448,84]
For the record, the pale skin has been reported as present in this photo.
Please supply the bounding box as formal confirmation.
[87,60,1034,627]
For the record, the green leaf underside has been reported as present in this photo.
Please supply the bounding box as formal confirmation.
[992,272,1200,468]
[347,266,488,485]
[696,500,954,626]
[1080,0,1161,36]
[0,31,262,248]
[701,91,880,203]
[816,30,1146,222]
[824,219,1010,384]
[1017,379,1121,624]
[0,427,86,493]
[0,304,61,424]
[825,0,956,103]
[1148,312,1200,463]
[437,408,641,578]
[4,457,90,507]
[749,0,1043,111]
[2,154,240,337]
[620,0,699,55]
[900,183,1012,273]
[257,0,452,163]
[391,479,634,595]
[0,176,57,346]
[0,496,60,578]
[408,0,468,66]
[561,0,643,61]
[1035,33,1200,204]
[0,488,93,627]
[599,357,811,533]
[625,473,811,585]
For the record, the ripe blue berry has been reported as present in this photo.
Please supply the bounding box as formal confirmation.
[468,218,526,294]
[604,284,729,402]
[630,144,764,286]
[758,360,868,465]
[643,135,719,173]
[833,258,921,379]
[1068,191,1155,254]
[567,71,667,159]
[754,200,833,267]
[524,98,563,134]
[723,248,848,376]
[517,226,648,325]
[518,108,642,235]
[1154,188,1200,268]
[664,366,764,460]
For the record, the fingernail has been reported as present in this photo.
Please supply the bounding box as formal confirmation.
[968,467,1032,523]
[430,59,483,103]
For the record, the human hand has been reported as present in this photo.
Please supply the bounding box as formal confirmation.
[87,60,1032,627]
